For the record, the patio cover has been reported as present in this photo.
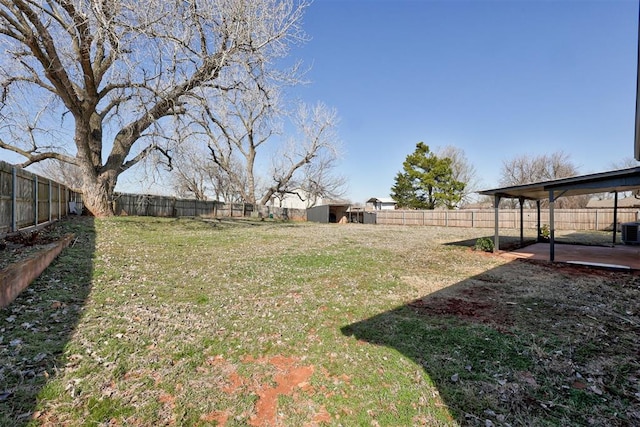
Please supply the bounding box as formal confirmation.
[478,167,640,261]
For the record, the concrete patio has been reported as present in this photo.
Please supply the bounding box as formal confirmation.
[501,242,640,270]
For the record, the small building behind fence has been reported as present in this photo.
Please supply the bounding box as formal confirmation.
[306,204,351,224]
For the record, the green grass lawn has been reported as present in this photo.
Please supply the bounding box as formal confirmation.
[1,216,638,426]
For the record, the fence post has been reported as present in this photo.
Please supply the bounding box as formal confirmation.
[48,179,52,222]
[58,184,61,220]
[595,209,598,231]
[11,166,17,232]
[34,175,38,227]
[471,211,474,228]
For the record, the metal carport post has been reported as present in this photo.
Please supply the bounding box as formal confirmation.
[613,191,618,246]
[519,196,525,246]
[549,190,555,262]
[493,195,501,252]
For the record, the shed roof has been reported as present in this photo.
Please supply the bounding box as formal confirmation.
[366,197,396,204]
[479,167,640,200]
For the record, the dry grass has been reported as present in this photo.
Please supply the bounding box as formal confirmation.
[0,216,638,426]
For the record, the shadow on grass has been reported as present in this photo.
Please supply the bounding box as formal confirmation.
[341,259,640,426]
[446,230,620,252]
[0,216,95,425]
[445,235,538,251]
[553,230,619,247]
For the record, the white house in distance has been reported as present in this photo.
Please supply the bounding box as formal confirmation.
[266,190,321,210]
[366,197,397,210]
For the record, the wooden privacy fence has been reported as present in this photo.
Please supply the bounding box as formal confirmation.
[0,161,82,235]
[113,192,306,221]
[375,208,640,231]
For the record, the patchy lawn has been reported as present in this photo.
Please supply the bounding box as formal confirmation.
[0,216,638,426]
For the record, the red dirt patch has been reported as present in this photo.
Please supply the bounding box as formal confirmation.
[311,406,332,424]
[200,410,229,425]
[249,357,315,427]
[408,284,514,330]
[223,371,244,394]
[206,354,327,426]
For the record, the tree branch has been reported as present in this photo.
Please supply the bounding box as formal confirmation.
[0,138,77,167]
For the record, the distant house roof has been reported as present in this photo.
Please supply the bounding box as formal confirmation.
[586,196,640,208]
[366,197,396,204]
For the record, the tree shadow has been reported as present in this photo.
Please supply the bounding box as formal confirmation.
[446,230,619,251]
[553,230,618,247]
[445,235,537,251]
[341,259,640,425]
[0,216,95,425]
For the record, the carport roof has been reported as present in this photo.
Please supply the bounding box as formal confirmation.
[479,167,640,200]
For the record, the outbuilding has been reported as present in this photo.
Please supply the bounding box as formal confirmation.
[306,204,351,224]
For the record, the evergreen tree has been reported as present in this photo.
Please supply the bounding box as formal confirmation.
[391,142,465,209]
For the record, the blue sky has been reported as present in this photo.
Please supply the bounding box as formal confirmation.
[290,0,639,203]
[1,0,637,204]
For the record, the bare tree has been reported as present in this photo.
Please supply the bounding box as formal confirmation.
[437,145,480,207]
[188,65,282,204]
[171,140,243,202]
[259,102,345,206]
[184,58,344,206]
[610,157,640,170]
[172,143,213,201]
[596,157,640,200]
[0,0,308,216]
[32,157,84,192]
[499,151,589,208]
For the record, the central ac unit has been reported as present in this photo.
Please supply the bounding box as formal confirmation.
[621,222,640,245]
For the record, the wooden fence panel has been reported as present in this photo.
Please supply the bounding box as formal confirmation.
[15,169,35,230]
[112,193,305,221]
[51,182,61,220]
[0,161,82,236]
[174,198,193,217]
[37,178,49,224]
[0,164,12,234]
[375,210,403,225]
[254,205,306,220]
[374,208,640,230]
[446,211,473,227]
[471,211,495,229]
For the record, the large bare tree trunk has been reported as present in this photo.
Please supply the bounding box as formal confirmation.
[75,113,117,216]
[81,174,116,216]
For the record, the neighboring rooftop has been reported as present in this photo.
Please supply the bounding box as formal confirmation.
[366,197,396,204]
[586,196,640,209]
